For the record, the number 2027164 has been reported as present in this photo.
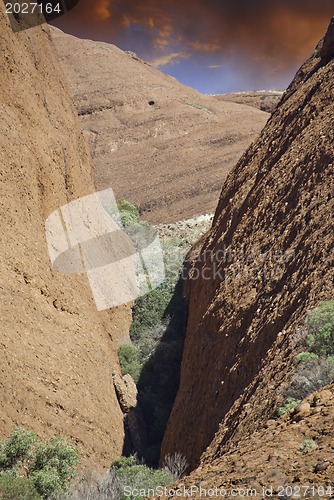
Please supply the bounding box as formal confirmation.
[5,3,61,15]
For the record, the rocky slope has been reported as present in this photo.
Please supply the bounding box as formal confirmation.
[0,7,131,468]
[214,91,284,113]
[50,27,268,224]
[161,17,334,479]
[168,386,334,497]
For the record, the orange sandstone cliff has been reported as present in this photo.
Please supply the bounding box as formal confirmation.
[0,6,131,468]
[161,19,334,482]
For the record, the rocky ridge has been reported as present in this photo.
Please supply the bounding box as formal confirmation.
[162,386,334,498]
[160,17,334,483]
[214,90,284,113]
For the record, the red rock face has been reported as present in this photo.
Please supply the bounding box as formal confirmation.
[0,8,131,469]
[161,19,334,474]
[163,385,334,496]
[320,17,334,63]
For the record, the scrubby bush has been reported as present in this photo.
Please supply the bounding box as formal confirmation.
[306,301,334,356]
[111,455,174,500]
[117,200,140,227]
[277,397,301,417]
[296,352,319,364]
[0,428,79,498]
[287,356,334,400]
[58,469,122,500]
[118,344,141,383]
[278,301,334,416]
[0,475,40,500]
[162,452,188,479]
[66,456,175,500]
[30,469,61,499]
[299,439,317,453]
[0,427,38,469]
[104,199,140,229]
[32,437,79,487]
[130,282,173,341]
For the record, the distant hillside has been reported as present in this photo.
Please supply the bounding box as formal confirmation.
[214,90,284,113]
[51,27,269,223]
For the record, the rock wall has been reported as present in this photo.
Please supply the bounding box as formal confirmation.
[0,7,131,468]
[161,19,334,471]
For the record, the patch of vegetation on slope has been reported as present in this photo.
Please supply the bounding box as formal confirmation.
[0,427,78,499]
[277,301,334,417]
[116,200,212,465]
[63,453,187,499]
[0,429,187,499]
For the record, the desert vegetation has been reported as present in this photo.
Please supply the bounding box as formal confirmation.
[277,301,334,417]
[0,428,187,499]
[62,453,187,499]
[0,427,79,499]
[116,200,210,464]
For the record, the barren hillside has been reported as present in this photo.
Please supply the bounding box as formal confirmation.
[214,90,283,113]
[0,7,131,468]
[51,27,269,223]
[161,17,334,481]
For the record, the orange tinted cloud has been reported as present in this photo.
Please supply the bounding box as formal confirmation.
[151,52,191,67]
[53,0,333,88]
[84,1,332,62]
[90,0,111,21]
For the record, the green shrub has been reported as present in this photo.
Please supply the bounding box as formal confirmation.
[299,439,317,453]
[280,302,334,410]
[296,352,319,364]
[104,199,140,228]
[130,282,173,341]
[118,344,141,382]
[277,397,301,417]
[0,429,79,499]
[0,427,38,469]
[306,301,334,356]
[112,455,138,470]
[0,475,41,500]
[31,437,79,486]
[65,458,175,500]
[30,469,62,498]
[110,456,174,500]
[117,200,140,227]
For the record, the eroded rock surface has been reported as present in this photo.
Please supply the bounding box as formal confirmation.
[161,19,334,478]
[0,7,131,469]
